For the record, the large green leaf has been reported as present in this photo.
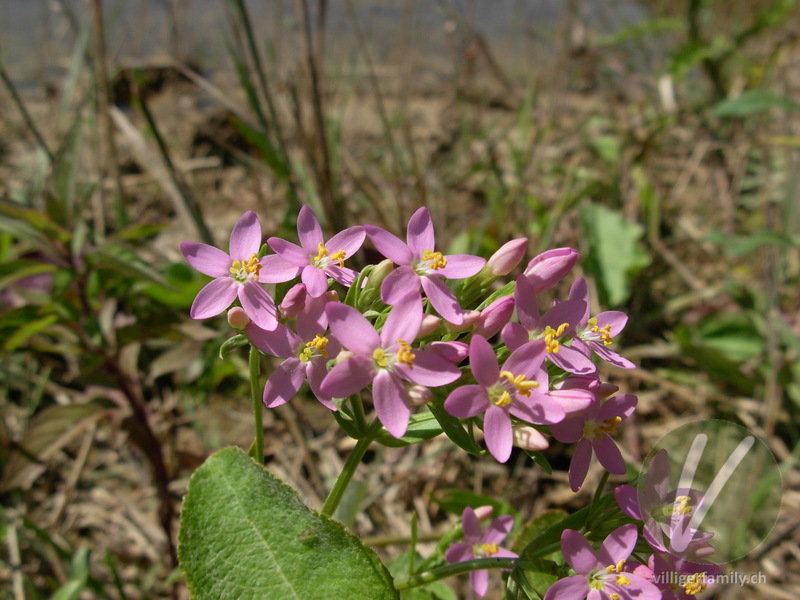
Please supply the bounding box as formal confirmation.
[178,447,399,600]
[711,90,800,118]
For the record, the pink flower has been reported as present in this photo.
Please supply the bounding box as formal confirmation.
[565,277,635,369]
[267,205,366,298]
[180,211,280,330]
[523,247,578,294]
[647,553,721,600]
[543,524,660,600]
[549,377,637,491]
[445,507,518,597]
[444,335,565,463]
[320,297,461,437]
[487,238,528,276]
[502,275,596,374]
[364,207,485,324]
[248,297,339,410]
[473,295,515,338]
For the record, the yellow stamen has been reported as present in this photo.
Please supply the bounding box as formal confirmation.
[372,348,390,369]
[330,249,346,268]
[616,575,631,586]
[663,495,694,517]
[396,339,415,367]
[299,334,329,362]
[609,595,620,600]
[315,242,328,262]
[588,317,613,346]
[499,370,539,397]
[683,573,707,595]
[495,391,513,407]
[479,543,498,557]
[422,249,447,270]
[230,254,262,281]
[543,322,570,353]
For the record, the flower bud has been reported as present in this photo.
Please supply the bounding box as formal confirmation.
[408,384,432,406]
[280,283,307,318]
[333,350,354,364]
[325,290,339,303]
[523,248,579,294]
[473,296,515,338]
[425,341,469,364]
[512,425,549,451]
[365,259,394,291]
[487,238,528,276]
[444,310,481,333]
[227,307,251,330]
[418,314,441,337]
[473,505,494,521]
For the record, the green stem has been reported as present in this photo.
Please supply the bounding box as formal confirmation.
[250,345,264,464]
[585,470,610,528]
[321,420,381,517]
[394,558,518,592]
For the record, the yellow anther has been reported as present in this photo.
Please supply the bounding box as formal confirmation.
[616,575,631,586]
[609,595,620,600]
[396,339,415,367]
[300,334,329,361]
[422,249,447,270]
[315,242,328,262]
[372,348,390,369]
[499,370,539,397]
[663,495,693,517]
[495,391,513,407]
[230,254,262,281]
[230,260,242,273]
[478,543,498,557]
[588,317,613,346]
[594,416,622,439]
[683,573,707,595]
[330,249,346,268]
[543,322,569,354]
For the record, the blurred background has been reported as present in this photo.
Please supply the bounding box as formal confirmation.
[1,1,799,598]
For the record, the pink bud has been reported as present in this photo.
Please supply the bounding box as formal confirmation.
[325,290,339,303]
[418,314,441,337]
[227,307,251,330]
[445,310,481,333]
[408,385,432,406]
[512,425,549,451]
[473,296,515,338]
[474,505,494,521]
[487,238,528,276]
[523,247,579,294]
[280,283,307,318]
[425,341,469,364]
[597,382,620,399]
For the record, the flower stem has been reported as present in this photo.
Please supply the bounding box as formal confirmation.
[394,558,518,591]
[249,345,264,464]
[321,419,381,517]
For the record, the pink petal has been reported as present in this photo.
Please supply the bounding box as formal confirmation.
[484,515,514,545]
[325,302,380,355]
[444,385,490,418]
[257,254,302,283]
[462,507,483,540]
[397,349,462,386]
[373,371,410,438]
[591,343,636,369]
[229,210,263,259]
[568,277,590,325]
[509,395,565,425]
[406,206,435,257]
[306,359,336,410]
[327,226,366,258]
[470,570,489,598]
[364,225,414,265]
[549,345,597,375]
[614,485,643,520]
[445,542,474,564]
[569,437,593,492]
[421,276,464,324]
[513,275,540,330]
[548,389,595,413]
[645,449,671,501]
[598,393,637,421]
[492,548,518,559]
[302,265,329,298]
[268,237,310,267]
[524,247,578,294]
[594,311,628,337]
[561,529,599,574]
[380,295,422,346]
[436,254,486,279]
[592,434,626,475]
[296,205,324,252]
[380,267,421,305]
[611,575,662,600]
[246,322,299,357]
[190,277,238,319]
[320,355,375,398]
[502,340,546,377]
[501,322,530,352]
[426,341,469,364]
[262,358,306,408]
[239,281,278,330]
[469,335,500,388]
[180,242,232,277]
[542,298,586,332]
[597,524,638,566]
[327,266,358,287]
[549,416,585,443]
[484,404,512,463]
[542,575,590,600]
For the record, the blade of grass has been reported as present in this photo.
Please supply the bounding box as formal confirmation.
[0,58,54,163]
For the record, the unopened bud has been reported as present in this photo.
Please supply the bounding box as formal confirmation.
[418,314,441,337]
[408,385,432,406]
[512,425,549,451]
[597,382,620,399]
[473,296,515,338]
[325,290,339,303]
[280,283,307,318]
[523,248,579,294]
[366,259,394,291]
[227,307,251,330]
[487,238,528,276]
[474,505,494,521]
[426,341,469,364]
[333,350,354,364]
[445,310,481,333]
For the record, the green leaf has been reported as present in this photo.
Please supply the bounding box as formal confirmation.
[4,313,58,351]
[711,90,800,118]
[375,410,443,448]
[219,334,249,359]
[511,510,568,556]
[51,114,84,227]
[51,547,90,600]
[87,243,169,287]
[427,397,484,455]
[178,447,399,600]
[579,202,650,306]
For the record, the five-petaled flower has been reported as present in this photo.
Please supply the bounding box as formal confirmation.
[364,207,485,324]
[543,524,661,600]
[180,210,280,330]
[445,507,518,597]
